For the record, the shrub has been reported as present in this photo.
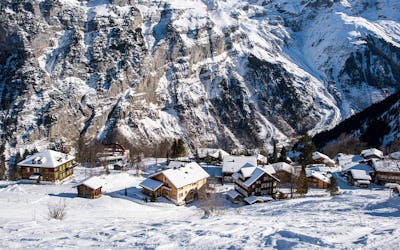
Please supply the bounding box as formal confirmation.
[48,200,67,220]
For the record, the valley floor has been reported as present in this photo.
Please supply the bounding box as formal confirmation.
[0,166,400,249]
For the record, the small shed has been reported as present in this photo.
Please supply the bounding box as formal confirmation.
[348,169,371,187]
[74,176,103,199]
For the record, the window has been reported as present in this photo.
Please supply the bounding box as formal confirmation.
[34,168,40,173]
[26,167,30,173]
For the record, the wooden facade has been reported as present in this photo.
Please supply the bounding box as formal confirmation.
[76,185,102,199]
[20,160,75,182]
[149,173,208,205]
[375,171,400,185]
[307,176,329,189]
[234,171,279,197]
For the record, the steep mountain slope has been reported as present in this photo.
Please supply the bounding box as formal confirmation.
[1,0,400,159]
[313,90,400,149]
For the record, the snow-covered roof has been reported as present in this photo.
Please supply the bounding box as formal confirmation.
[306,169,331,184]
[356,180,371,185]
[312,151,335,164]
[227,189,242,199]
[256,154,268,163]
[167,161,186,169]
[372,159,400,173]
[389,152,400,160]
[139,178,164,191]
[162,162,210,189]
[271,162,294,174]
[361,148,383,159]
[244,196,274,205]
[197,148,229,159]
[243,167,279,188]
[74,176,103,190]
[240,164,257,178]
[306,164,332,174]
[385,183,400,189]
[222,156,257,173]
[262,165,276,175]
[17,150,75,168]
[350,169,372,181]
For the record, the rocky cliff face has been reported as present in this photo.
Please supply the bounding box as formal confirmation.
[1,0,400,156]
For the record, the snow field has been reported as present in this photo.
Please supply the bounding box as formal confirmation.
[1,164,400,249]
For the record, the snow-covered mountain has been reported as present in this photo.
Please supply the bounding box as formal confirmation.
[314,90,400,149]
[1,0,400,155]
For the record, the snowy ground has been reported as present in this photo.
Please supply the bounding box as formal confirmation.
[1,161,400,249]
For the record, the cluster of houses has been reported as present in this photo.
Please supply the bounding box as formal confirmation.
[14,145,400,206]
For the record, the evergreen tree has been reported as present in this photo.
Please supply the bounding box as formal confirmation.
[297,166,308,195]
[328,176,339,195]
[217,151,223,163]
[278,146,287,162]
[177,139,186,157]
[271,140,278,163]
[298,134,315,166]
[205,152,211,164]
[0,154,6,180]
[194,149,200,163]
[171,139,186,158]
[170,139,178,158]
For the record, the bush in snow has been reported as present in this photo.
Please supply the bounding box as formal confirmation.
[48,200,67,220]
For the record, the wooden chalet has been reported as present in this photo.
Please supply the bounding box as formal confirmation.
[74,176,103,199]
[232,165,279,198]
[139,162,209,205]
[197,148,229,163]
[312,152,335,167]
[347,169,371,187]
[17,150,76,183]
[361,148,384,160]
[305,168,330,189]
[97,143,129,165]
[371,159,400,184]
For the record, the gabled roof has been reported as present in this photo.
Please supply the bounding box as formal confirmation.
[227,189,242,199]
[74,176,103,190]
[271,162,294,174]
[361,148,383,159]
[305,169,331,184]
[240,163,257,178]
[197,148,229,159]
[162,162,210,189]
[312,151,335,165]
[222,155,257,173]
[261,164,275,174]
[17,150,75,168]
[244,196,274,205]
[350,169,371,181]
[243,167,279,188]
[139,178,164,191]
[371,159,400,173]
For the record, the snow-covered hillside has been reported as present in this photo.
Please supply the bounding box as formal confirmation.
[1,0,400,156]
[0,165,400,249]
